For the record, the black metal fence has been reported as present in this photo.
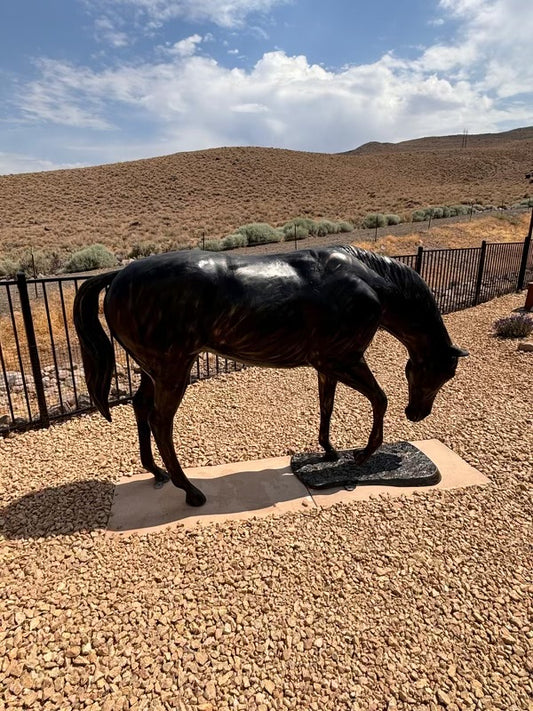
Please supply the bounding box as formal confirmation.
[1,237,531,434]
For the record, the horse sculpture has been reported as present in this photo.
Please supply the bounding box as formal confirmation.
[73,246,468,507]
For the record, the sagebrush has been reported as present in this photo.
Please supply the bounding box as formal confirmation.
[64,244,117,273]
[492,314,533,338]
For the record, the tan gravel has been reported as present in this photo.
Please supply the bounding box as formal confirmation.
[1,292,532,711]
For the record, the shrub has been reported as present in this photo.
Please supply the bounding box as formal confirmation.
[412,209,429,222]
[452,204,469,216]
[283,225,309,241]
[282,217,318,237]
[128,242,158,259]
[202,239,223,251]
[220,233,248,249]
[236,223,283,245]
[432,207,444,219]
[385,214,401,225]
[337,221,354,233]
[172,241,192,251]
[492,314,533,339]
[64,244,117,273]
[18,250,56,276]
[282,217,352,239]
[362,213,387,228]
[0,258,20,278]
[318,220,340,235]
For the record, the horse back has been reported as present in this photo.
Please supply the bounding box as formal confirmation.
[104,248,383,369]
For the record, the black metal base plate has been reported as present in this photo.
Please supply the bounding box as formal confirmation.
[290,442,441,490]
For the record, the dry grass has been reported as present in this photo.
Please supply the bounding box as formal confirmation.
[0,286,78,371]
[354,213,530,255]
[0,130,531,262]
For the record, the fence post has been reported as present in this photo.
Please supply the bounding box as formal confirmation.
[414,245,424,274]
[516,208,533,291]
[474,240,488,305]
[16,272,49,427]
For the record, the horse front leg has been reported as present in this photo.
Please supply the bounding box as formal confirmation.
[149,367,207,507]
[317,371,339,460]
[132,371,169,488]
[334,358,388,466]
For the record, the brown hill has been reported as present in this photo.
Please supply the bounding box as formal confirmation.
[346,126,533,154]
[0,127,531,262]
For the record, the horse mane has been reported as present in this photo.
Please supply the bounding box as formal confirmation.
[339,245,438,313]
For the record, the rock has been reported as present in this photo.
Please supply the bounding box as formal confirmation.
[437,689,452,706]
[195,651,209,666]
[517,340,533,352]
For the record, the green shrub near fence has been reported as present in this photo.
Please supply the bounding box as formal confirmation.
[385,214,401,225]
[318,220,339,236]
[0,258,20,278]
[282,217,353,239]
[283,224,309,240]
[362,213,387,228]
[236,223,283,245]
[64,244,117,273]
[221,233,248,249]
[202,238,224,251]
[128,242,159,259]
[282,217,319,237]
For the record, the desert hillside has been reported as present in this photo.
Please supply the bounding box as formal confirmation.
[0,127,531,261]
[346,126,533,154]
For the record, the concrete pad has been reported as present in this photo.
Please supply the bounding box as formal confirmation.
[106,440,489,535]
[308,438,489,508]
[106,456,315,535]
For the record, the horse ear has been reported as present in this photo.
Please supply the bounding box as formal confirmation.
[451,344,469,357]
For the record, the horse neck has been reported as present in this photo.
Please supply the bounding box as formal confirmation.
[379,289,452,362]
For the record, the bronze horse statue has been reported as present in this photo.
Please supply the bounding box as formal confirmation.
[74,246,468,506]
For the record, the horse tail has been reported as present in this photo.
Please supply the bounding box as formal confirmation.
[73,270,119,422]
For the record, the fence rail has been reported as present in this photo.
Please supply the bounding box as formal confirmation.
[1,236,532,434]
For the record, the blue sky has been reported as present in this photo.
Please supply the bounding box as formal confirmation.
[1,0,532,174]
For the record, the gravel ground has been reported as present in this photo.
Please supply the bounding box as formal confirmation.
[1,292,532,711]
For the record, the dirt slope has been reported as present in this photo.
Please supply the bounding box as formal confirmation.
[346,126,533,154]
[0,128,531,261]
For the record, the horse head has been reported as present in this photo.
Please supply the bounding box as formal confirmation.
[404,344,469,423]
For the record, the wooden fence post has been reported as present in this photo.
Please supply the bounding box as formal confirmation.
[16,272,49,427]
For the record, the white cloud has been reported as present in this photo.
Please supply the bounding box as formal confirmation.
[94,16,130,47]
[4,0,532,171]
[423,0,533,96]
[231,102,268,112]
[95,0,290,28]
[165,34,204,57]
[0,152,85,175]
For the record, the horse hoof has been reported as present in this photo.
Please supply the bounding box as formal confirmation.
[186,487,207,507]
[324,449,339,462]
[154,472,170,489]
[352,449,370,466]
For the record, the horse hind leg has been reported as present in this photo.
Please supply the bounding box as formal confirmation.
[132,371,169,489]
[317,371,339,460]
[149,367,207,507]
